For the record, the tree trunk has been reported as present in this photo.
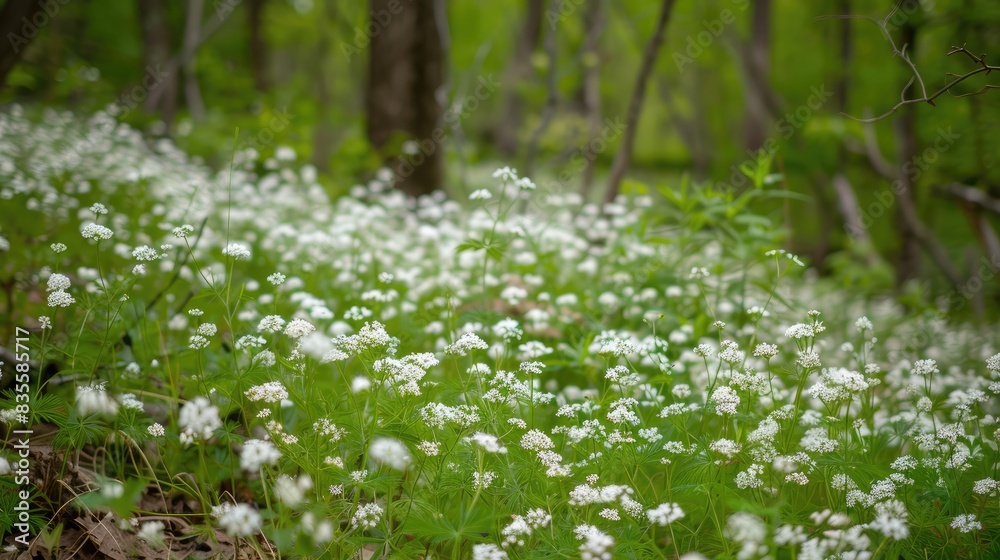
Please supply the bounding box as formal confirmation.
[829,0,878,257]
[312,0,333,171]
[496,0,544,157]
[0,0,44,91]
[182,0,206,120]
[366,0,444,197]
[247,0,269,92]
[604,0,676,204]
[580,0,605,199]
[893,21,922,286]
[523,0,559,177]
[743,0,772,152]
[138,0,178,132]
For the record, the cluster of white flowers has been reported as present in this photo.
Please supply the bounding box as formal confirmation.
[244,381,289,403]
[45,272,76,308]
[369,437,411,471]
[471,432,508,453]
[240,439,281,471]
[374,352,439,396]
[351,502,383,530]
[711,386,740,415]
[520,429,554,451]
[274,474,312,506]
[499,508,550,547]
[81,223,114,240]
[421,403,480,429]
[178,397,222,444]
[574,524,615,560]
[137,521,165,548]
[444,332,490,355]
[647,502,685,526]
[283,318,316,339]
[76,383,118,416]
[215,503,262,537]
[472,544,508,560]
[222,242,251,260]
[333,321,392,354]
[9,111,1000,559]
[257,315,286,333]
[950,513,981,533]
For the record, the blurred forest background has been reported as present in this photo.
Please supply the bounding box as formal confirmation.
[1,0,999,315]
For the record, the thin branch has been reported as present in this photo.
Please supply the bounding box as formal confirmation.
[819,7,1000,122]
[850,64,997,122]
[604,0,677,204]
[940,183,1000,215]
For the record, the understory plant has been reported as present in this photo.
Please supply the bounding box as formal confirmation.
[0,108,998,559]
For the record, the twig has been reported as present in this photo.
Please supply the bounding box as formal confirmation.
[940,183,1000,215]
[818,5,999,122]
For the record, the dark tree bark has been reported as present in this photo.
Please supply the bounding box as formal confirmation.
[659,69,712,178]
[313,0,335,171]
[604,0,676,204]
[523,0,559,177]
[182,0,206,120]
[247,0,269,92]
[893,20,923,286]
[832,0,852,109]
[829,0,878,260]
[496,0,544,157]
[138,0,178,132]
[0,0,43,91]
[366,0,444,197]
[743,0,772,152]
[579,0,605,198]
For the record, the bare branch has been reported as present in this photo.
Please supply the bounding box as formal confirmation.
[940,184,1000,215]
[820,7,1000,122]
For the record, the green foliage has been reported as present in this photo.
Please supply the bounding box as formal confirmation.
[1,112,998,558]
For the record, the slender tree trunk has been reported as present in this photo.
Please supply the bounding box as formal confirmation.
[312,0,333,171]
[893,21,922,286]
[182,0,206,120]
[830,0,877,256]
[138,0,178,132]
[247,0,269,92]
[660,71,711,179]
[833,0,851,109]
[367,0,444,196]
[604,0,676,204]
[743,0,772,152]
[0,0,39,91]
[496,0,544,157]
[580,0,605,199]
[523,0,560,177]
